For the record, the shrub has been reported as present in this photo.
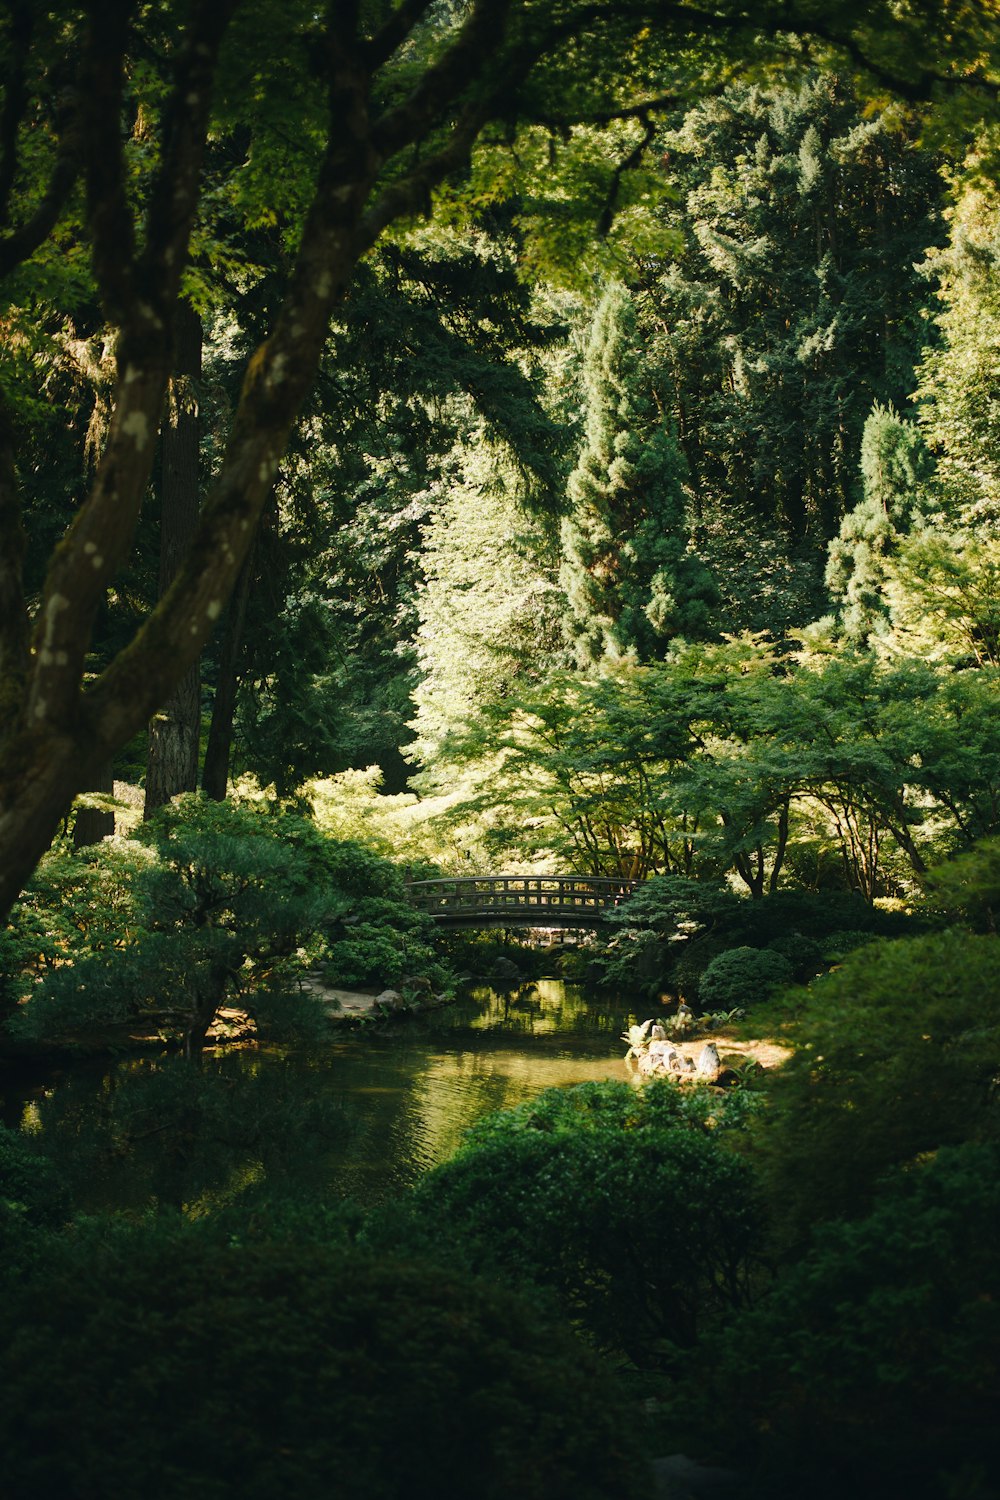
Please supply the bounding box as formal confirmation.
[6,796,447,1053]
[765,930,824,981]
[698,946,793,1010]
[752,928,1000,1244]
[0,1126,69,1271]
[714,1142,1000,1499]
[364,1081,765,1366]
[0,1232,649,1500]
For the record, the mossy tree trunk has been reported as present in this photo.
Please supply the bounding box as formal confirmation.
[145,298,204,818]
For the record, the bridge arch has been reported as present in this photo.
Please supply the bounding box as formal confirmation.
[406,874,639,929]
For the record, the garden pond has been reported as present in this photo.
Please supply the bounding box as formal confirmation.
[0,980,644,1214]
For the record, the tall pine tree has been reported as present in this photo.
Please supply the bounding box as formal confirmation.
[561,283,717,666]
[826,402,935,643]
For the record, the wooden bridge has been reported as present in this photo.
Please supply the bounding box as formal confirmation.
[405,875,639,929]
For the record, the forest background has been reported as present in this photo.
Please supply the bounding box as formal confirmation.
[3,3,1000,1498]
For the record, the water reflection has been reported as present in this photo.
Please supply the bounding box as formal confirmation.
[2,982,641,1211]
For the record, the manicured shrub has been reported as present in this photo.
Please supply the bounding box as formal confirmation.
[698,946,793,1010]
[765,930,824,980]
[0,1233,649,1500]
[364,1081,765,1365]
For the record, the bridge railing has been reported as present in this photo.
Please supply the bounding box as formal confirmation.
[406,874,639,925]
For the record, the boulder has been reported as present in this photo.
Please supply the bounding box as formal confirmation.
[695,1042,721,1080]
[400,974,432,995]
[490,956,523,986]
[375,989,406,1011]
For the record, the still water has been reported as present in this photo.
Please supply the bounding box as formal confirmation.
[2,980,641,1212]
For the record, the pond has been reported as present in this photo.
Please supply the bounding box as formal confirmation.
[1,980,644,1213]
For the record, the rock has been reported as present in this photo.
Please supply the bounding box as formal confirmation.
[640,1039,688,1076]
[490,956,523,985]
[650,1452,740,1497]
[375,989,405,1011]
[696,1042,721,1080]
[400,974,432,994]
[651,1023,668,1041]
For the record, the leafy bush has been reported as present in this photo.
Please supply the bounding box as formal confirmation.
[0,1126,70,1271]
[364,1081,765,1365]
[765,930,824,980]
[698,946,793,1010]
[597,877,912,995]
[714,1142,1000,1499]
[0,1232,649,1500]
[753,929,1000,1244]
[6,796,446,1052]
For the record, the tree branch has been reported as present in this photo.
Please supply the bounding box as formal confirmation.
[27,1,239,733]
[371,0,512,157]
[0,390,29,732]
[364,0,437,71]
[80,0,139,325]
[139,0,241,314]
[0,0,33,228]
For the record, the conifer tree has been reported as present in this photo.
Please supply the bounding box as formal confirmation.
[826,403,934,643]
[560,283,716,666]
[647,76,942,547]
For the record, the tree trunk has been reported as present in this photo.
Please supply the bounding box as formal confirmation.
[201,545,254,801]
[72,760,115,847]
[144,299,203,818]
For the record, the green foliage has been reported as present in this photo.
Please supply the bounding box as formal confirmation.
[887,525,1000,666]
[654,75,942,546]
[753,929,1000,1245]
[0,1126,70,1271]
[0,1231,647,1500]
[826,402,935,643]
[409,441,566,768]
[5,797,444,1052]
[364,1080,764,1365]
[598,873,911,996]
[924,833,1000,929]
[715,1142,1000,1499]
[698,947,794,1010]
[560,282,717,665]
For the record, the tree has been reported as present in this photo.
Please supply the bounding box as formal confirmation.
[825,402,935,644]
[560,280,717,664]
[409,440,565,769]
[1,0,998,924]
[144,298,204,815]
[647,75,943,549]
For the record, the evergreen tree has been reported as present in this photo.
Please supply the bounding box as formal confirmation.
[560,282,717,666]
[410,443,565,770]
[647,75,942,550]
[826,402,935,643]
[914,174,1000,525]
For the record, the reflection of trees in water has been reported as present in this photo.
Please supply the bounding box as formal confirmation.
[19,1053,356,1215]
[8,982,635,1213]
